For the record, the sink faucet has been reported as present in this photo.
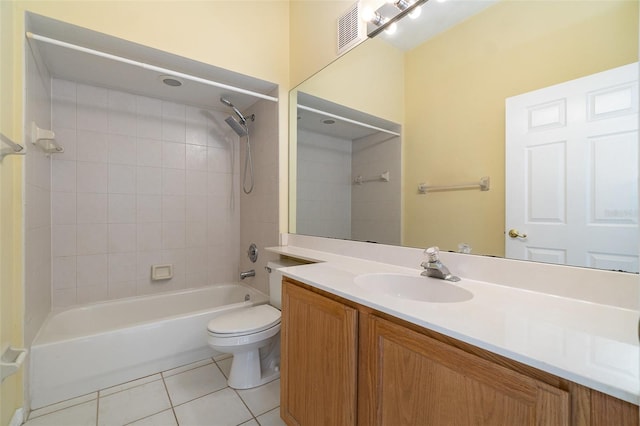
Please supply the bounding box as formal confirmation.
[420,247,460,282]
[240,269,255,280]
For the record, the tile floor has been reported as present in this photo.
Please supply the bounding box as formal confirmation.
[24,355,285,426]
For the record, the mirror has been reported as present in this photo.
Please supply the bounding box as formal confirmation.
[290,0,639,273]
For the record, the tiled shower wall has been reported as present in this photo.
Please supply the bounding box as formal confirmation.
[296,128,352,239]
[351,133,401,245]
[50,79,241,307]
[295,128,401,245]
[25,41,52,345]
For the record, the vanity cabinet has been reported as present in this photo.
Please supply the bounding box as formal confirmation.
[360,315,568,425]
[280,279,358,426]
[280,278,639,426]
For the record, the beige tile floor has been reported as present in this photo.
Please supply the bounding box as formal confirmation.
[24,356,285,426]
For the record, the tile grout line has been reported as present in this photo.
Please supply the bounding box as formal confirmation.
[95,390,100,426]
[160,371,180,426]
[212,357,259,425]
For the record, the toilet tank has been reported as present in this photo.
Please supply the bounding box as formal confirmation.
[267,259,304,309]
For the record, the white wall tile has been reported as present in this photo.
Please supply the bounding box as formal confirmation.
[52,79,76,100]
[137,97,162,139]
[53,256,76,290]
[162,141,185,169]
[186,195,207,223]
[161,102,186,143]
[108,134,137,165]
[137,138,162,167]
[186,221,208,248]
[137,167,162,195]
[108,224,137,253]
[52,225,77,256]
[49,81,254,305]
[162,168,185,195]
[77,162,108,193]
[138,223,162,252]
[76,84,108,132]
[109,164,136,194]
[77,223,108,255]
[162,222,185,249]
[137,250,163,280]
[107,281,137,300]
[108,90,137,136]
[207,146,233,174]
[77,130,108,163]
[162,195,186,222]
[186,170,207,195]
[76,254,108,287]
[52,288,77,308]
[52,192,76,225]
[186,144,207,170]
[52,97,76,130]
[108,253,137,283]
[52,127,77,161]
[108,194,136,223]
[77,285,108,304]
[52,160,76,193]
[186,106,209,146]
[137,195,162,223]
[77,193,108,224]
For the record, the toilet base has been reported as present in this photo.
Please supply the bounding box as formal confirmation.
[226,333,281,390]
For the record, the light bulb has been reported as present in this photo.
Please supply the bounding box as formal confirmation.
[408,5,422,18]
[361,6,375,22]
[384,21,398,35]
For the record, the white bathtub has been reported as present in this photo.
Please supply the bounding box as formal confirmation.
[30,283,268,409]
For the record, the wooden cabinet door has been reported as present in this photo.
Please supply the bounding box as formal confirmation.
[362,315,570,426]
[281,280,358,426]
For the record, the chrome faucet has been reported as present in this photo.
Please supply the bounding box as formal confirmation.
[420,247,460,282]
[240,269,255,280]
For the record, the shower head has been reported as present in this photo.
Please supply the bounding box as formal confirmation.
[225,116,248,137]
[220,97,247,125]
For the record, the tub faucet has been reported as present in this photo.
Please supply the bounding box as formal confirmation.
[420,247,460,282]
[240,269,255,280]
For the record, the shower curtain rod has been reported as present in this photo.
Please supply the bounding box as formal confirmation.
[297,104,400,137]
[26,32,279,103]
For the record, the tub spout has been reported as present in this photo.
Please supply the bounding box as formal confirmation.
[240,269,255,280]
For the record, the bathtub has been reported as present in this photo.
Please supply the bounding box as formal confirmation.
[30,283,268,409]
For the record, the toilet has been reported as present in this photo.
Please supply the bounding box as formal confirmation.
[207,259,301,389]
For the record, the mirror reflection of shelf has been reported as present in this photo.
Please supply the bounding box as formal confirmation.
[418,176,490,193]
[31,122,64,154]
[354,171,390,185]
[0,132,25,157]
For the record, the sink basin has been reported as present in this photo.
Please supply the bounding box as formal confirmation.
[354,273,473,303]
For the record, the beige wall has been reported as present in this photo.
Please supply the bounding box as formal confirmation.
[289,0,354,87]
[1,0,25,423]
[403,0,639,255]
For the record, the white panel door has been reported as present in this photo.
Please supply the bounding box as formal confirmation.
[506,63,638,272]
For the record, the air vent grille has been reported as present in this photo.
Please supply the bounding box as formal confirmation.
[337,2,365,56]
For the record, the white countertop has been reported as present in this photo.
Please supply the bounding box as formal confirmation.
[268,245,640,405]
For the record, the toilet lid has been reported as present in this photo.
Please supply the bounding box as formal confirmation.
[207,304,281,335]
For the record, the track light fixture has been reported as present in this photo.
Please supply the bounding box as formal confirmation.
[364,0,427,38]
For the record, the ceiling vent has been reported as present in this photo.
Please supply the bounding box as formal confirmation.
[337,1,366,56]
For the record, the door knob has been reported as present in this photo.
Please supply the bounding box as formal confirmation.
[508,229,527,238]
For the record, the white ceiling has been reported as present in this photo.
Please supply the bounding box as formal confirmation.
[378,0,499,51]
[26,13,278,114]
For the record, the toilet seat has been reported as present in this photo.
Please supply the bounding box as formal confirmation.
[207,304,281,338]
